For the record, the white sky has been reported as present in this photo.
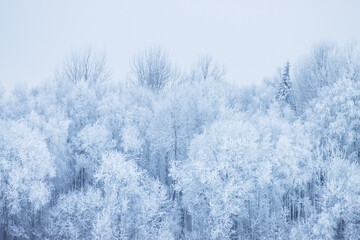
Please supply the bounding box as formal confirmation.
[1,0,360,90]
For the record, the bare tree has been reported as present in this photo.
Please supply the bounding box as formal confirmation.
[193,54,225,81]
[57,48,110,85]
[130,47,173,93]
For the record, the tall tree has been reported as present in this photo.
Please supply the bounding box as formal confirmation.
[276,61,296,112]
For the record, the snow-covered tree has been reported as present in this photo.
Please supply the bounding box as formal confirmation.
[95,152,174,239]
[45,188,102,240]
[306,77,360,162]
[276,61,296,112]
[55,49,110,86]
[130,47,175,93]
[0,120,55,239]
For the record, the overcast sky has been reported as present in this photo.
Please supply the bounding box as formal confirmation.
[1,0,360,90]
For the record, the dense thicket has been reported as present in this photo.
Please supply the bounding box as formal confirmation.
[1,43,360,239]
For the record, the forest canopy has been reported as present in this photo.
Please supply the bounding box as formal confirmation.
[1,42,360,239]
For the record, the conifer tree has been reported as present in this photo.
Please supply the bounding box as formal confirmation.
[276,61,296,112]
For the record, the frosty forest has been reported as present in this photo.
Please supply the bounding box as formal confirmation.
[1,42,360,239]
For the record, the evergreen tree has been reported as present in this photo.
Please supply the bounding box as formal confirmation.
[277,61,296,112]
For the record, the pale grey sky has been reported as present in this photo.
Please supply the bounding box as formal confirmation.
[1,0,360,90]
